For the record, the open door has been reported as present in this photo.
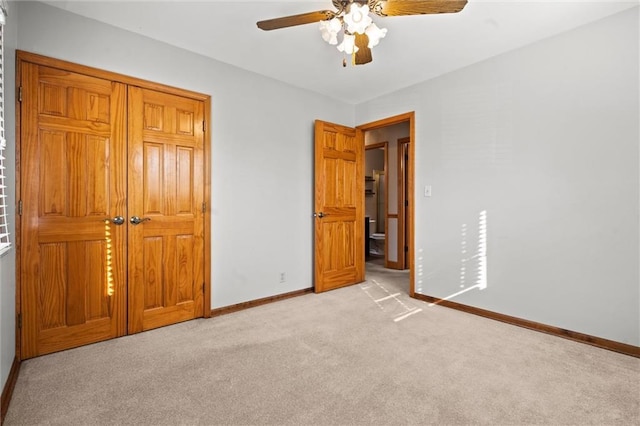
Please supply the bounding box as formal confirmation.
[314,120,365,292]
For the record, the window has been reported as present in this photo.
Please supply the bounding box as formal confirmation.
[0,2,9,256]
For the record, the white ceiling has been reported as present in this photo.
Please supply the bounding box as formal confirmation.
[41,0,638,104]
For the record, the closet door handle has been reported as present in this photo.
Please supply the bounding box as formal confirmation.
[130,216,151,225]
[110,216,125,225]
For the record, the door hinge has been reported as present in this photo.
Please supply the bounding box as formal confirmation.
[18,86,23,103]
[202,202,206,213]
[404,246,409,253]
[18,200,22,216]
[202,121,206,132]
[17,313,22,329]
[405,199,409,207]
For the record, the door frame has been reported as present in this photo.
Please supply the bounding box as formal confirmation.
[398,136,410,270]
[15,51,212,361]
[357,112,415,296]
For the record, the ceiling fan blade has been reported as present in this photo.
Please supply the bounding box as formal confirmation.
[376,0,468,17]
[354,34,372,65]
[257,10,336,31]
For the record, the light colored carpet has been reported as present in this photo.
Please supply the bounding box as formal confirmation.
[5,263,639,425]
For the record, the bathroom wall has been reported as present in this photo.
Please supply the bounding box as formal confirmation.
[365,148,384,233]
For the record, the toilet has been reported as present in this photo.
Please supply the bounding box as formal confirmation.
[369,220,385,256]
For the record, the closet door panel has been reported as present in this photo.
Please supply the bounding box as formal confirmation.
[127,86,205,333]
[20,63,127,358]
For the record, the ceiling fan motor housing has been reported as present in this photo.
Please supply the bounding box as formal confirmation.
[332,0,378,15]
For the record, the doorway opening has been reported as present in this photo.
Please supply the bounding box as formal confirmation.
[357,113,414,297]
[364,142,387,265]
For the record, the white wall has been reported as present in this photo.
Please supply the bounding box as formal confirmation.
[356,7,640,346]
[15,0,354,309]
[1,0,18,395]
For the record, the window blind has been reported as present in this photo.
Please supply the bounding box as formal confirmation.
[0,3,10,255]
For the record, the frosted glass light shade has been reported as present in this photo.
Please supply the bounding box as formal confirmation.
[337,33,359,54]
[319,17,342,45]
[343,3,372,34]
[365,23,387,48]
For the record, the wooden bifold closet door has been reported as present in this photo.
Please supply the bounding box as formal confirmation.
[127,86,205,334]
[18,53,209,359]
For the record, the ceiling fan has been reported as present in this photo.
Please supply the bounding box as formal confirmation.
[257,0,468,66]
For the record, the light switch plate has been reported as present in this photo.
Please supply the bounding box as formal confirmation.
[424,185,432,197]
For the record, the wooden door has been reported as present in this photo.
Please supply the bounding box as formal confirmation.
[20,63,127,358]
[19,53,209,358]
[127,87,205,333]
[314,120,364,292]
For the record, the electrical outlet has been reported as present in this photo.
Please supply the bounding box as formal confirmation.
[279,272,286,283]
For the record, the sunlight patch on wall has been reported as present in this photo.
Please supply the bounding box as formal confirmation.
[424,210,489,306]
[477,210,488,290]
[104,219,114,297]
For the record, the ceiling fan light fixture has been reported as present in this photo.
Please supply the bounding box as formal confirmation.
[337,33,359,55]
[365,22,387,48]
[257,0,469,66]
[319,17,342,44]
[315,2,389,64]
[343,3,372,34]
